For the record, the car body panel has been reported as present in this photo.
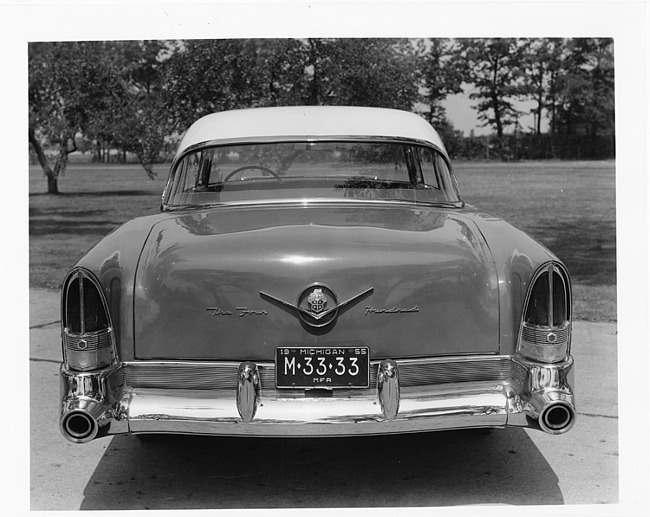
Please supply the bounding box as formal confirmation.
[74,215,165,362]
[457,206,559,353]
[132,202,499,361]
[75,203,555,363]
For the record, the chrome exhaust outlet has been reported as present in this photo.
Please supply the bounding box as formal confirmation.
[60,399,106,443]
[524,390,576,435]
[61,410,98,442]
[539,400,576,434]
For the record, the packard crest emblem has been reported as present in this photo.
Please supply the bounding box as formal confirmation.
[260,283,374,330]
[307,288,327,313]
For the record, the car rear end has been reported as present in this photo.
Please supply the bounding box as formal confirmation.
[58,107,575,443]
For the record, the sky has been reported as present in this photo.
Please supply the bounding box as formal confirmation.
[443,88,546,136]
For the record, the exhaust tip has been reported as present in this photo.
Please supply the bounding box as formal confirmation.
[61,411,98,443]
[539,401,575,434]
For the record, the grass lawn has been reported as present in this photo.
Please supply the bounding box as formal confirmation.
[29,160,616,321]
[455,160,616,321]
[29,164,165,289]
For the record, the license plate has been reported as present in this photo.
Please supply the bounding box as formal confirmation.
[275,347,369,388]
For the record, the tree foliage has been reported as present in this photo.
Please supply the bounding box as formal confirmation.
[106,41,172,178]
[28,38,615,193]
[164,40,270,130]
[518,38,565,135]
[417,38,464,125]
[552,38,614,136]
[163,38,422,124]
[302,38,420,109]
[455,38,526,138]
[29,42,121,193]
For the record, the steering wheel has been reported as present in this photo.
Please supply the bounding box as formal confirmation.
[223,165,282,182]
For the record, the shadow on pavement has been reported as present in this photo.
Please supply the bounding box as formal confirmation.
[80,428,562,510]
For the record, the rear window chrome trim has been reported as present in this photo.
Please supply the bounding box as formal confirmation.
[162,136,454,209]
[160,197,465,213]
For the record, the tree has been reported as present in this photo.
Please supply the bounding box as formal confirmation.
[101,40,173,178]
[518,38,565,135]
[553,38,614,136]
[253,39,311,107]
[455,38,525,137]
[164,38,423,130]
[30,41,176,185]
[417,38,464,126]
[300,38,421,110]
[29,42,119,193]
[164,39,272,131]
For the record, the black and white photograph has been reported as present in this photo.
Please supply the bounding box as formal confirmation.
[3,1,648,516]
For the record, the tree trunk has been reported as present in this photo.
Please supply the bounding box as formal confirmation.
[47,175,59,194]
[549,71,557,135]
[536,89,543,135]
[492,91,504,138]
[490,56,503,138]
[142,163,156,180]
[307,39,322,106]
[29,127,60,194]
[137,154,157,180]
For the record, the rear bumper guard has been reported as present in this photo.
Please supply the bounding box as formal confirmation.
[59,355,575,442]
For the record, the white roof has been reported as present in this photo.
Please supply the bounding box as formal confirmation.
[176,106,446,157]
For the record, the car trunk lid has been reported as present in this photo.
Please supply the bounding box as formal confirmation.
[133,202,499,361]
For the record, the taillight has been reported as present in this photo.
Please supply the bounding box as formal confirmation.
[518,262,571,363]
[61,268,117,371]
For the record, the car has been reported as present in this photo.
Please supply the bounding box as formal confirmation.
[59,106,575,443]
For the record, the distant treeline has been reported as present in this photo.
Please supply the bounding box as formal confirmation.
[444,133,615,161]
[29,38,614,193]
[30,133,615,167]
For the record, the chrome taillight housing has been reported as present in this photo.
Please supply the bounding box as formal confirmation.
[517,262,572,363]
[61,268,117,371]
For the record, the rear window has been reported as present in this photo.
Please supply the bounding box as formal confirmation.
[163,140,461,208]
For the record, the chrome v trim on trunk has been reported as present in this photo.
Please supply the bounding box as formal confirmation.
[260,285,374,326]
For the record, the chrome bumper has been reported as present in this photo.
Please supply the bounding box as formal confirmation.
[59,355,575,443]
